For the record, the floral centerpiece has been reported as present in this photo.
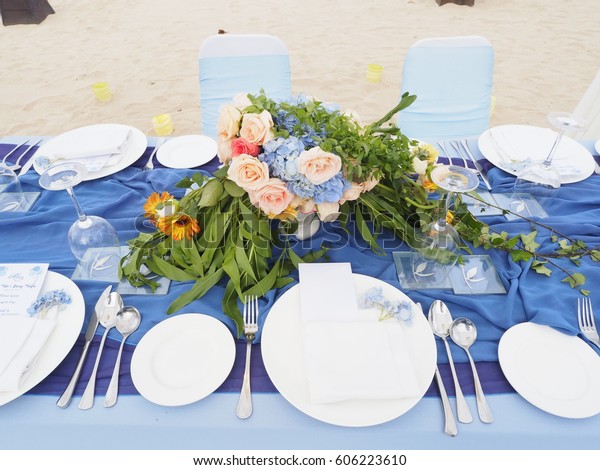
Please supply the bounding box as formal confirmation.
[121,91,598,336]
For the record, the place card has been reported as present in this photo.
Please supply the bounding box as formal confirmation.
[448,255,507,295]
[0,263,49,316]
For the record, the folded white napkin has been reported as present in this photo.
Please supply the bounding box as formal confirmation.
[0,316,55,392]
[298,263,420,404]
[39,127,131,172]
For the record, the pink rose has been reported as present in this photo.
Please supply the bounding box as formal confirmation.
[297,147,342,185]
[216,104,241,140]
[217,137,234,164]
[231,137,260,157]
[317,202,340,222]
[239,111,274,145]
[227,154,270,190]
[248,178,294,216]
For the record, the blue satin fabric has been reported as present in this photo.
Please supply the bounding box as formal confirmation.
[199,55,291,139]
[397,44,494,141]
[1,140,599,399]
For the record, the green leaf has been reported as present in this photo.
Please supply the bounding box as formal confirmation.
[147,255,197,281]
[531,261,552,276]
[198,178,224,207]
[224,179,246,198]
[561,272,586,288]
[520,231,540,252]
[166,268,225,314]
[510,250,533,263]
[581,289,591,296]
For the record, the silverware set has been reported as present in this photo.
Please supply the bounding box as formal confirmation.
[0,138,43,176]
[439,139,492,190]
[57,287,141,409]
[425,300,493,436]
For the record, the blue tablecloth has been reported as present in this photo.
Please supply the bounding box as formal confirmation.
[1,136,599,450]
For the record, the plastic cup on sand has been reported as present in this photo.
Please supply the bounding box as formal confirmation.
[152,114,174,136]
[366,64,384,83]
[91,82,112,102]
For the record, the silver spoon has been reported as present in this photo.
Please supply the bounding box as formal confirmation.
[450,317,493,423]
[428,300,473,424]
[79,291,123,410]
[103,306,141,407]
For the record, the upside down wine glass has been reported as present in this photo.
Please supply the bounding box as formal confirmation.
[38,162,121,278]
[411,165,479,287]
[512,112,588,211]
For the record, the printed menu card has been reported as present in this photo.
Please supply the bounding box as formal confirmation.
[0,263,49,316]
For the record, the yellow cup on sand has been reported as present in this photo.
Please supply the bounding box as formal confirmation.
[366,64,384,83]
[91,82,112,102]
[152,113,174,136]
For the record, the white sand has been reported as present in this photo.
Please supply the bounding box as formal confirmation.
[1,0,599,137]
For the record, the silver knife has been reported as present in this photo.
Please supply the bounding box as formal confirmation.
[56,285,112,408]
[417,302,457,437]
[460,140,492,191]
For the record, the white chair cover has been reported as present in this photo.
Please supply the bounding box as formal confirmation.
[570,68,600,140]
[397,36,494,142]
[198,34,292,139]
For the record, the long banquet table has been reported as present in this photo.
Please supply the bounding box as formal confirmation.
[1,135,600,450]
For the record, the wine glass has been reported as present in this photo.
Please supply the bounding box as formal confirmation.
[512,112,588,211]
[0,163,25,212]
[410,165,479,287]
[38,162,121,278]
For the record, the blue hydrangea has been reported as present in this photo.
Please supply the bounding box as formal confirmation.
[260,136,305,181]
[27,289,72,317]
[311,174,352,204]
[358,287,414,326]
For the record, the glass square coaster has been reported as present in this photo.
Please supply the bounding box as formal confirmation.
[492,192,548,220]
[448,255,507,295]
[392,251,453,290]
[0,191,40,212]
[463,190,504,217]
[116,277,171,296]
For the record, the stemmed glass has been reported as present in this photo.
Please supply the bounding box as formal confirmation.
[512,112,588,211]
[38,162,121,278]
[411,165,479,287]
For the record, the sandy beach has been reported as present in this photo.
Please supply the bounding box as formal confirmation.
[1,0,599,138]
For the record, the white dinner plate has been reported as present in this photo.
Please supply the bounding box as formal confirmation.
[478,125,595,184]
[130,313,235,406]
[261,274,437,427]
[594,139,600,155]
[32,124,147,181]
[0,271,85,406]
[156,135,217,169]
[499,322,600,419]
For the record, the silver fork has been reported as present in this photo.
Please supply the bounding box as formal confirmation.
[142,137,167,170]
[236,295,259,419]
[1,139,29,166]
[440,140,468,169]
[577,297,600,348]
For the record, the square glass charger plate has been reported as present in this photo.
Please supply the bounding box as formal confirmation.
[393,252,506,294]
[492,192,548,220]
[0,191,40,212]
[463,190,504,217]
[71,246,171,295]
[392,251,452,290]
[447,255,506,295]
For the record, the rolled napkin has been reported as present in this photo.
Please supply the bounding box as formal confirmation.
[298,263,420,404]
[36,126,131,172]
[0,316,55,392]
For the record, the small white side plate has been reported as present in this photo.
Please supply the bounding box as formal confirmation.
[131,313,235,406]
[156,135,217,169]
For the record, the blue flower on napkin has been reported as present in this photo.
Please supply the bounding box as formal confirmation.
[359,287,414,325]
[27,289,72,317]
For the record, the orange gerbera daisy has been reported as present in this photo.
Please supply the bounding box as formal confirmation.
[144,192,174,220]
[156,214,201,241]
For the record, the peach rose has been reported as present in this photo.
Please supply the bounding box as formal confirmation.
[227,154,270,190]
[248,178,294,216]
[231,137,260,158]
[360,176,379,192]
[316,202,341,222]
[217,138,234,164]
[216,104,241,140]
[239,111,274,145]
[233,92,252,110]
[340,182,362,203]
[412,157,428,176]
[297,147,342,185]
